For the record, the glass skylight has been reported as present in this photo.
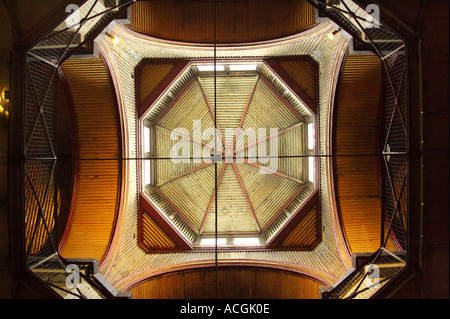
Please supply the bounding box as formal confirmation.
[228,64,258,71]
[200,237,227,246]
[197,64,225,72]
[308,156,315,183]
[233,237,260,246]
[144,160,151,185]
[308,122,315,150]
[143,126,151,153]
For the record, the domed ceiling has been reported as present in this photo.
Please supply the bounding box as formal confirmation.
[92,18,353,290]
[139,61,316,248]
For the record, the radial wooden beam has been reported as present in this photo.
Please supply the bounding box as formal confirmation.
[157,161,214,188]
[242,159,303,184]
[199,163,228,233]
[197,78,227,153]
[231,163,262,232]
[232,76,260,151]
[233,121,303,155]
[153,77,197,124]
[261,184,306,233]
[259,75,304,122]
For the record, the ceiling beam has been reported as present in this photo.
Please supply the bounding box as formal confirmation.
[233,121,303,155]
[231,163,262,232]
[199,163,228,234]
[259,75,305,122]
[156,161,214,188]
[232,75,260,151]
[241,159,304,185]
[197,78,228,154]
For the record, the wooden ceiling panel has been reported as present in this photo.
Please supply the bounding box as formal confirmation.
[282,206,319,248]
[276,57,318,107]
[235,163,303,230]
[198,75,259,137]
[156,80,215,137]
[128,0,317,44]
[137,61,176,106]
[141,210,177,249]
[58,57,121,262]
[129,267,324,299]
[241,79,301,134]
[157,162,217,232]
[333,54,383,254]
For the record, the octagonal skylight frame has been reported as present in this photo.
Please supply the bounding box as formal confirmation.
[138,59,319,250]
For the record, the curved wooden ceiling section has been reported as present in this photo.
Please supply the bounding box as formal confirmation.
[127,0,318,44]
[333,54,388,254]
[129,266,324,299]
[57,57,122,263]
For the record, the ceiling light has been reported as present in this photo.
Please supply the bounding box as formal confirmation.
[106,32,119,44]
[327,28,341,40]
[228,64,258,71]
[2,90,9,101]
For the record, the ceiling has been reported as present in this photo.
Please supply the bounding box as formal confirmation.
[3,0,447,300]
[91,17,352,290]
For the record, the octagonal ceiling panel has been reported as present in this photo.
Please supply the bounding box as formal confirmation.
[139,60,317,248]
